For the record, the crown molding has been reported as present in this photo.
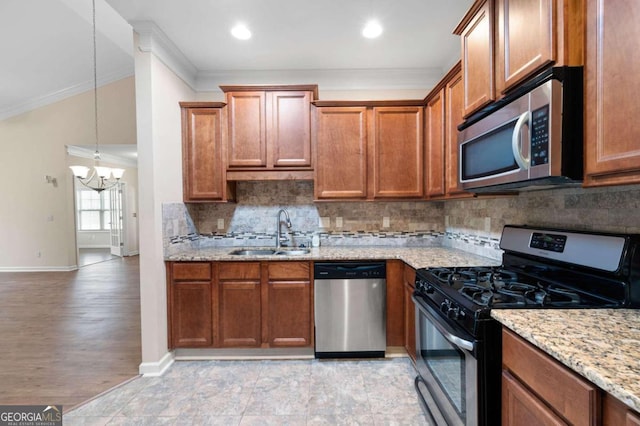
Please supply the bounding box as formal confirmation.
[66,144,137,168]
[132,20,197,90]
[0,67,134,121]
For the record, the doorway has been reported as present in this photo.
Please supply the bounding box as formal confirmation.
[74,181,128,267]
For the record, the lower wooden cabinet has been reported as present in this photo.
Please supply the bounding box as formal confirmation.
[502,328,599,425]
[266,262,313,347]
[403,264,416,362]
[166,262,213,348]
[167,260,312,349]
[218,262,261,347]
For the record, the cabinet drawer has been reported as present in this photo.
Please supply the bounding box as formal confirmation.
[219,262,261,280]
[172,262,211,281]
[268,261,310,280]
[502,329,599,425]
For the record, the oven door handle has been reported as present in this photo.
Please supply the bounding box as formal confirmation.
[413,295,475,352]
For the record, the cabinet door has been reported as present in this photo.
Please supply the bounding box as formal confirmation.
[218,280,261,347]
[181,107,225,201]
[461,0,495,116]
[502,370,568,426]
[266,262,312,347]
[496,0,555,93]
[372,107,424,199]
[227,91,267,167]
[386,260,405,347]
[584,0,640,187]
[268,91,312,168]
[444,68,469,197]
[313,106,368,199]
[171,282,212,348]
[425,89,445,198]
[403,265,416,362]
[266,281,312,347]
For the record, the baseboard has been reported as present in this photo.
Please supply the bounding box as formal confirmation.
[125,250,139,256]
[0,265,78,272]
[138,351,174,376]
[78,245,111,249]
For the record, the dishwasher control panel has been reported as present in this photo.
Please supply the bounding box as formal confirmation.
[314,262,386,280]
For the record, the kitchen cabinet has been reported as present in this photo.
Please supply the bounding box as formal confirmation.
[167,260,313,349]
[603,393,640,426]
[425,87,446,198]
[424,62,472,200]
[455,0,583,116]
[583,0,640,187]
[502,328,599,425]
[456,0,495,117]
[403,264,416,362]
[266,262,313,347]
[218,262,262,347]
[221,85,317,181]
[180,102,235,202]
[313,106,368,199]
[386,260,405,347]
[166,262,213,348]
[313,101,424,200]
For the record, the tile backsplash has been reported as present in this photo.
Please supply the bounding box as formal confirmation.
[163,181,640,261]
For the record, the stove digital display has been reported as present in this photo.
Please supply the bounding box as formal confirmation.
[530,232,567,253]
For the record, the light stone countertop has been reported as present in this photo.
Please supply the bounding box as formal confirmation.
[492,309,640,413]
[164,246,500,270]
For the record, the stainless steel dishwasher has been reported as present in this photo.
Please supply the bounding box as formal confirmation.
[314,261,386,358]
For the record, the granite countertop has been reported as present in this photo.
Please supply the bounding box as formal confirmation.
[165,246,500,270]
[492,309,640,413]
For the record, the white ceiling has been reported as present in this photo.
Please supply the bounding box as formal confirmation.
[0,0,472,120]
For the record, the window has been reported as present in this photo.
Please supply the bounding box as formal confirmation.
[77,189,110,231]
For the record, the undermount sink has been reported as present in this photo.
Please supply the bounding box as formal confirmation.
[228,248,311,256]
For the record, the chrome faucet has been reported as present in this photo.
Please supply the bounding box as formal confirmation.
[276,209,292,249]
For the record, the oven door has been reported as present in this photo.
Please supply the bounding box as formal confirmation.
[413,295,478,426]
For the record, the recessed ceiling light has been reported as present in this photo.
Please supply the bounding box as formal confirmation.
[231,24,251,40]
[362,21,383,39]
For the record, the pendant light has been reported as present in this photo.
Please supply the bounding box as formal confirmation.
[69,0,124,192]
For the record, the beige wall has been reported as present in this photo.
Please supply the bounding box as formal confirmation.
[0,77,137,270]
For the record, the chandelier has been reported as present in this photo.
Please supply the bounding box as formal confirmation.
[69,0,124,193]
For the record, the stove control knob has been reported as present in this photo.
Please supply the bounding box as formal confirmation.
[425,284,435,294]
[447,307,461,320]
[440,300,450,314]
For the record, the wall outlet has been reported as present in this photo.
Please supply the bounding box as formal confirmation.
[335,217,343,228]
[36,251,41,258]
[47,215,54,222]
[319,217,330,228]
[382,217,390,228]
[484,217,491,233]
[217,218,225,230]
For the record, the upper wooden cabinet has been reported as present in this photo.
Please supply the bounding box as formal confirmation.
[180,103,235,203]
[584,0,640,187]
[313,106,368,199]
[372,106,424,198]
[455,0,583,116]
[495,0,555,93]
[221,85,317,181]
[456,0,495,117]
[424,62,472,200]
[313,101,423,201]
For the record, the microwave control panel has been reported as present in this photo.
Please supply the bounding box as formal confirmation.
[530,105,550,166]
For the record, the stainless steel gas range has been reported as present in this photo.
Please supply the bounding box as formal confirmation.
[412,225,640,425]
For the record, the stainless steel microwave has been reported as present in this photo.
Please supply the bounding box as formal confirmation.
[458,67,583,193]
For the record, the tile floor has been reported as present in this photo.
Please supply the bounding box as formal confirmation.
[64,358,429,425]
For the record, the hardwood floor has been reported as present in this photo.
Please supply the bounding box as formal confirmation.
[78,248,117,267]
[0,256,141,411]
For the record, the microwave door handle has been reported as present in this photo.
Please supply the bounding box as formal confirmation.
[512,111,531,170]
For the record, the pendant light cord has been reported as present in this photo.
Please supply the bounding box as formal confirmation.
[92,0,100,161]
